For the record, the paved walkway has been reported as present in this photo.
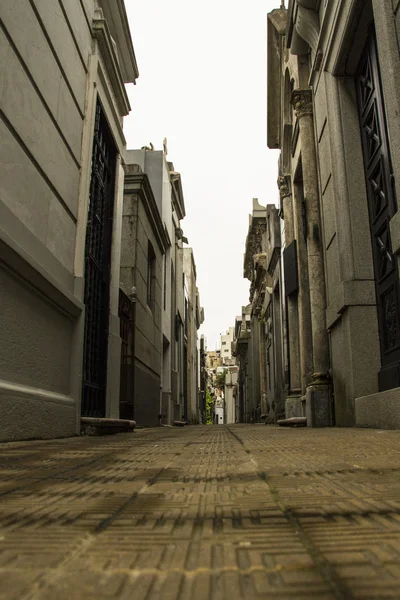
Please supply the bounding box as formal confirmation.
[1,425,400,599]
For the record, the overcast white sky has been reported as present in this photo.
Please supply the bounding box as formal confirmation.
[124,0,281,350]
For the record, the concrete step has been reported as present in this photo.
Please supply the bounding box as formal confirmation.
[81,417,136,436]
[277,417,307,427]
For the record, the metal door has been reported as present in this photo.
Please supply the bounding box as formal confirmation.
[118,289,134,420]
[356,32,400,390]
[81,101,116,416]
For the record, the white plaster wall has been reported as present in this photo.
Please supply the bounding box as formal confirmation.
[215,406,224,425]
[221,327,235,361]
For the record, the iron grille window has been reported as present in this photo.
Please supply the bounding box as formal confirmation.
[81,100,116,417]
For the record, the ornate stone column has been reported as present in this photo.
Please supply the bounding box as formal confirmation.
[291,179,313,397]
[291,88,333,426]
[279,176,302,416]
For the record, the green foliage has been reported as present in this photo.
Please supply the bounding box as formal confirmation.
[215,371,226,390]
[206,389,213,425]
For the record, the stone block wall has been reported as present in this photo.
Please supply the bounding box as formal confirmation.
[0,0,96,440]
[121,182,163,427]
[394,1,400,53]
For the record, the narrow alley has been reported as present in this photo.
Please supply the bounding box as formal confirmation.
[1,425,400,599]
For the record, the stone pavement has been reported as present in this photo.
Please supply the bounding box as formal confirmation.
[2,426,400,599]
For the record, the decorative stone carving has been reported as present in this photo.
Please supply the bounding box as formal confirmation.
[294,3,320,55]
[249,280,255,302]
[237,344,248,359]
[291,88,313,119]
[244,220,267,280]
[254,222,267,254]
[278,175,291,199]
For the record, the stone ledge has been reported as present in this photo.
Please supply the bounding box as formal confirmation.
[81,417,136,436]
[326,280,376,330]
[277,417,307,427]
[356,387,400,429]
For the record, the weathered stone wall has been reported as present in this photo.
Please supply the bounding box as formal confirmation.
[394,1,400,52]
[183,249,199,424]
[121,184,163,427]
[0,0,95,440]
[1,0,93,273]
[0,266,77,441]
[1,0,137,439]
[306,0,400,426]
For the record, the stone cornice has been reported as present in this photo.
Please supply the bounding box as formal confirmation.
[123,169,169,253]
[291,88,313,119]
[97,0,139,83]
[287,0,320,56]
[169,166,186,221]
[295,3,320,55]
[93,10,131,117]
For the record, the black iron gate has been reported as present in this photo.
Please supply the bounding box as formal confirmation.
[81,100,116,417]
[119,288,134,420]
[356,31,400,390]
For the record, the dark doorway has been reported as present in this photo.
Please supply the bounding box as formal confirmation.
[356,31,400,391]
[118,288,134,420]
[183,343,188,421]
[81,100,116,417]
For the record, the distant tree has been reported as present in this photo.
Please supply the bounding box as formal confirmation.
[215,371,226,390]
[206,389,213,425]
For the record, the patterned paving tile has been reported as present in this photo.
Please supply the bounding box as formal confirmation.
[1,426,400,598]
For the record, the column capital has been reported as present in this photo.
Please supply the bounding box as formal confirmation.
[291,88,313,119]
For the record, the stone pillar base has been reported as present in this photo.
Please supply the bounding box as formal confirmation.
[285,395,305,418]
[306,383,334,427]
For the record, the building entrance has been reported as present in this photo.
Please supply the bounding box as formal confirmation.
[356,31,400,390]
[81,101,116,417]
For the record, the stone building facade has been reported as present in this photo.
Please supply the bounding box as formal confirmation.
[126,147,197,425]
[0,0,138,440]
[264,204,287,422]
[224,369,238,424]
[120,163,168,426]
[183,248,204,424]
[267,0,400,428]
[242,199,287,424]
[234,305,255,422]
[199,335,207,423]
[220,327,235,365]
